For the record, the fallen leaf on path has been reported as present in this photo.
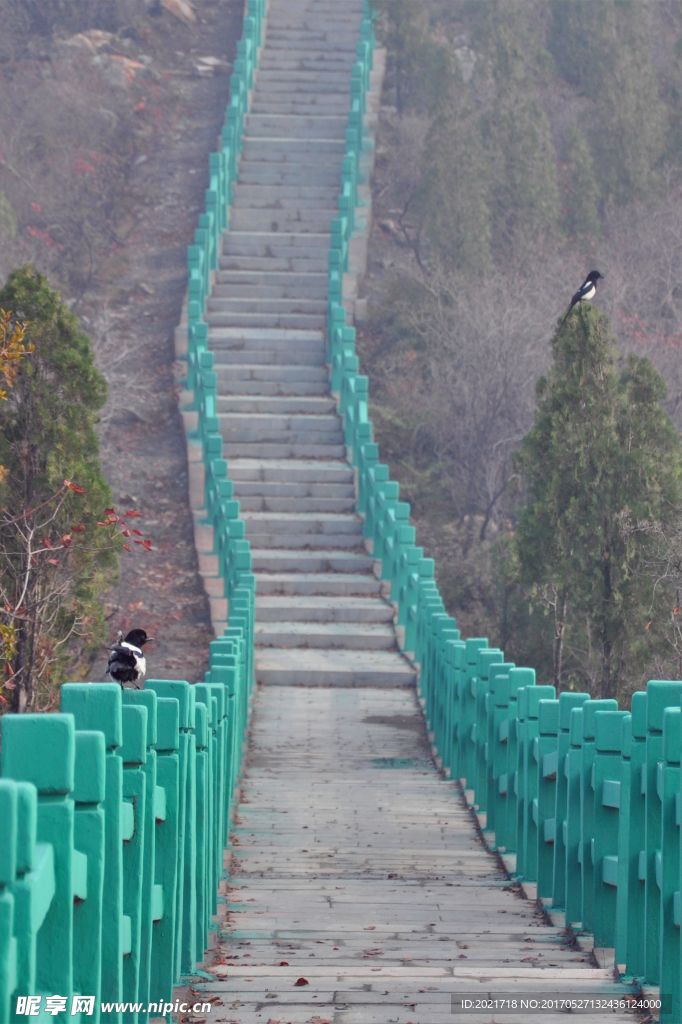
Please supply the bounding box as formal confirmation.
[458,954,468,958]
[570,957,585,962]
[278,961,289,965]
[363,926,376,930]
[521,957,538,962]
[294,977,309,986]
[306,1018,332,1023]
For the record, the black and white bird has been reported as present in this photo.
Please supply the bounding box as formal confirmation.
[107,628,154,688]
[559,270,604,330]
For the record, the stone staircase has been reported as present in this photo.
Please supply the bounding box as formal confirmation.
[195,0,415,688]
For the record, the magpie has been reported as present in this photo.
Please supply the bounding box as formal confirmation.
[559,270,604,330]
[106,628,154,688]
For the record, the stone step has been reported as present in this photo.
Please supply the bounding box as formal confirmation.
[254,648,416,687]
[228,210,335,233]
[208,297,326,315]
[222,441,346,458]
[217,395,335,413]
[250,100,351,116]
[245,113,348,137]
[212,349,325,367]
[243,511,361,534]
[227,458,353,483]
[254,76,352,94]
[264,33,359,48]
[238,494,355,512]
[209,323,324,343]
[242,137,345,156]
[255,621,396,650]
[236,168,342,187]
[215,369,329,396]
[232,183,338,205]
[223,231,330,252]
[219,253,329,271]
[258,57,357,73]
[217,267,328,285]
[255,572,382,596]
[234,478,353,496]
[246,532,363,550]
[213,280,327,299]
[220,426,343,446]
[250,549,373,573]
[207,311,326,330]
[219,411,340,430]
[255,595,393,623]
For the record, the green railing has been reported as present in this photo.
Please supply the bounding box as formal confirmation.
[0,3,265,1021]
[331,6,682,1022]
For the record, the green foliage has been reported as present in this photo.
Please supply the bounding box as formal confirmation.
[374,0,454,114]
[0,191,17,242]
[549,0,666,205]
[560,125,600,242]
[0,265,116,709]
[514,305,682,698]
[418,91,492,273]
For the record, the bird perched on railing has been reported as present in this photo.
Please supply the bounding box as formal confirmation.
[559,270,604,330]
[107,628,154,688]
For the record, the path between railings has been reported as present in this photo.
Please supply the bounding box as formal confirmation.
[194,687,638,1024]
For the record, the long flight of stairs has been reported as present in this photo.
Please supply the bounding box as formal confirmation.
[197,0,416,687]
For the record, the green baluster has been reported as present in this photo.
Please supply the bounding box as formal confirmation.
[523,686,556,884]
[580,699,618,935]
[60,683,123,1024]
[551,693,590,913]
[2,713,76,1024]
[73,732,106,1024]
[485,663,514,839]
[472,649,502,802]
[536,699,560,899]
[150,698,180,1016]
[644,681,682,984]
[194,703,209,967]
[122,689,158,1024]
[591,710,629,950]
[504,668,535,861]
[658,707,680,1023]
[120,705,148,1024]
[0,780,17,1024]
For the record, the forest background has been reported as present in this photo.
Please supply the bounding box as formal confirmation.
[363,0,682,699]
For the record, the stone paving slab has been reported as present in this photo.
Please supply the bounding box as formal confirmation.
[194,688,639,1024]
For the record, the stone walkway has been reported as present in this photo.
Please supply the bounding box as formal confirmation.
[194,0,414,689]
[197,688,638,1024]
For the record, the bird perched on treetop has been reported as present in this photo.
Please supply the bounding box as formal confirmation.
[107,628,154,688]
[559,270,604,330]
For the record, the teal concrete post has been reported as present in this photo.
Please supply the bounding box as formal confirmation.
[536,699,560,899]
[73,732,106,1024]
[150,697,180,1009]
[6,782,49,1023]
[194,703,209,965]
[0,780,17,1024]
[122,689,158,1024]
[443,640,465,777]
[659,706,681,1023]
[504,668,535,859]
[615,713,632,970]
[580,698,618,935]
[456,639,488,785]
[523,685,556,883]
[472,649,503,804]
[2,714,76,1023]
[551,693,590,912]
[618,691,647,978]
[484,663,514,838]
[591,710,629,950]
[60,683,124,1024]
[120,704,148,1024]
[644,680,682,984]
[489,674,512,849]
[514,687,531,879]
[145,681,196,977]
[565,706,585,927]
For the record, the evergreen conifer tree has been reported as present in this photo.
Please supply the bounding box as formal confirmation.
[515,306,681,699]
[0,265,117,710]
